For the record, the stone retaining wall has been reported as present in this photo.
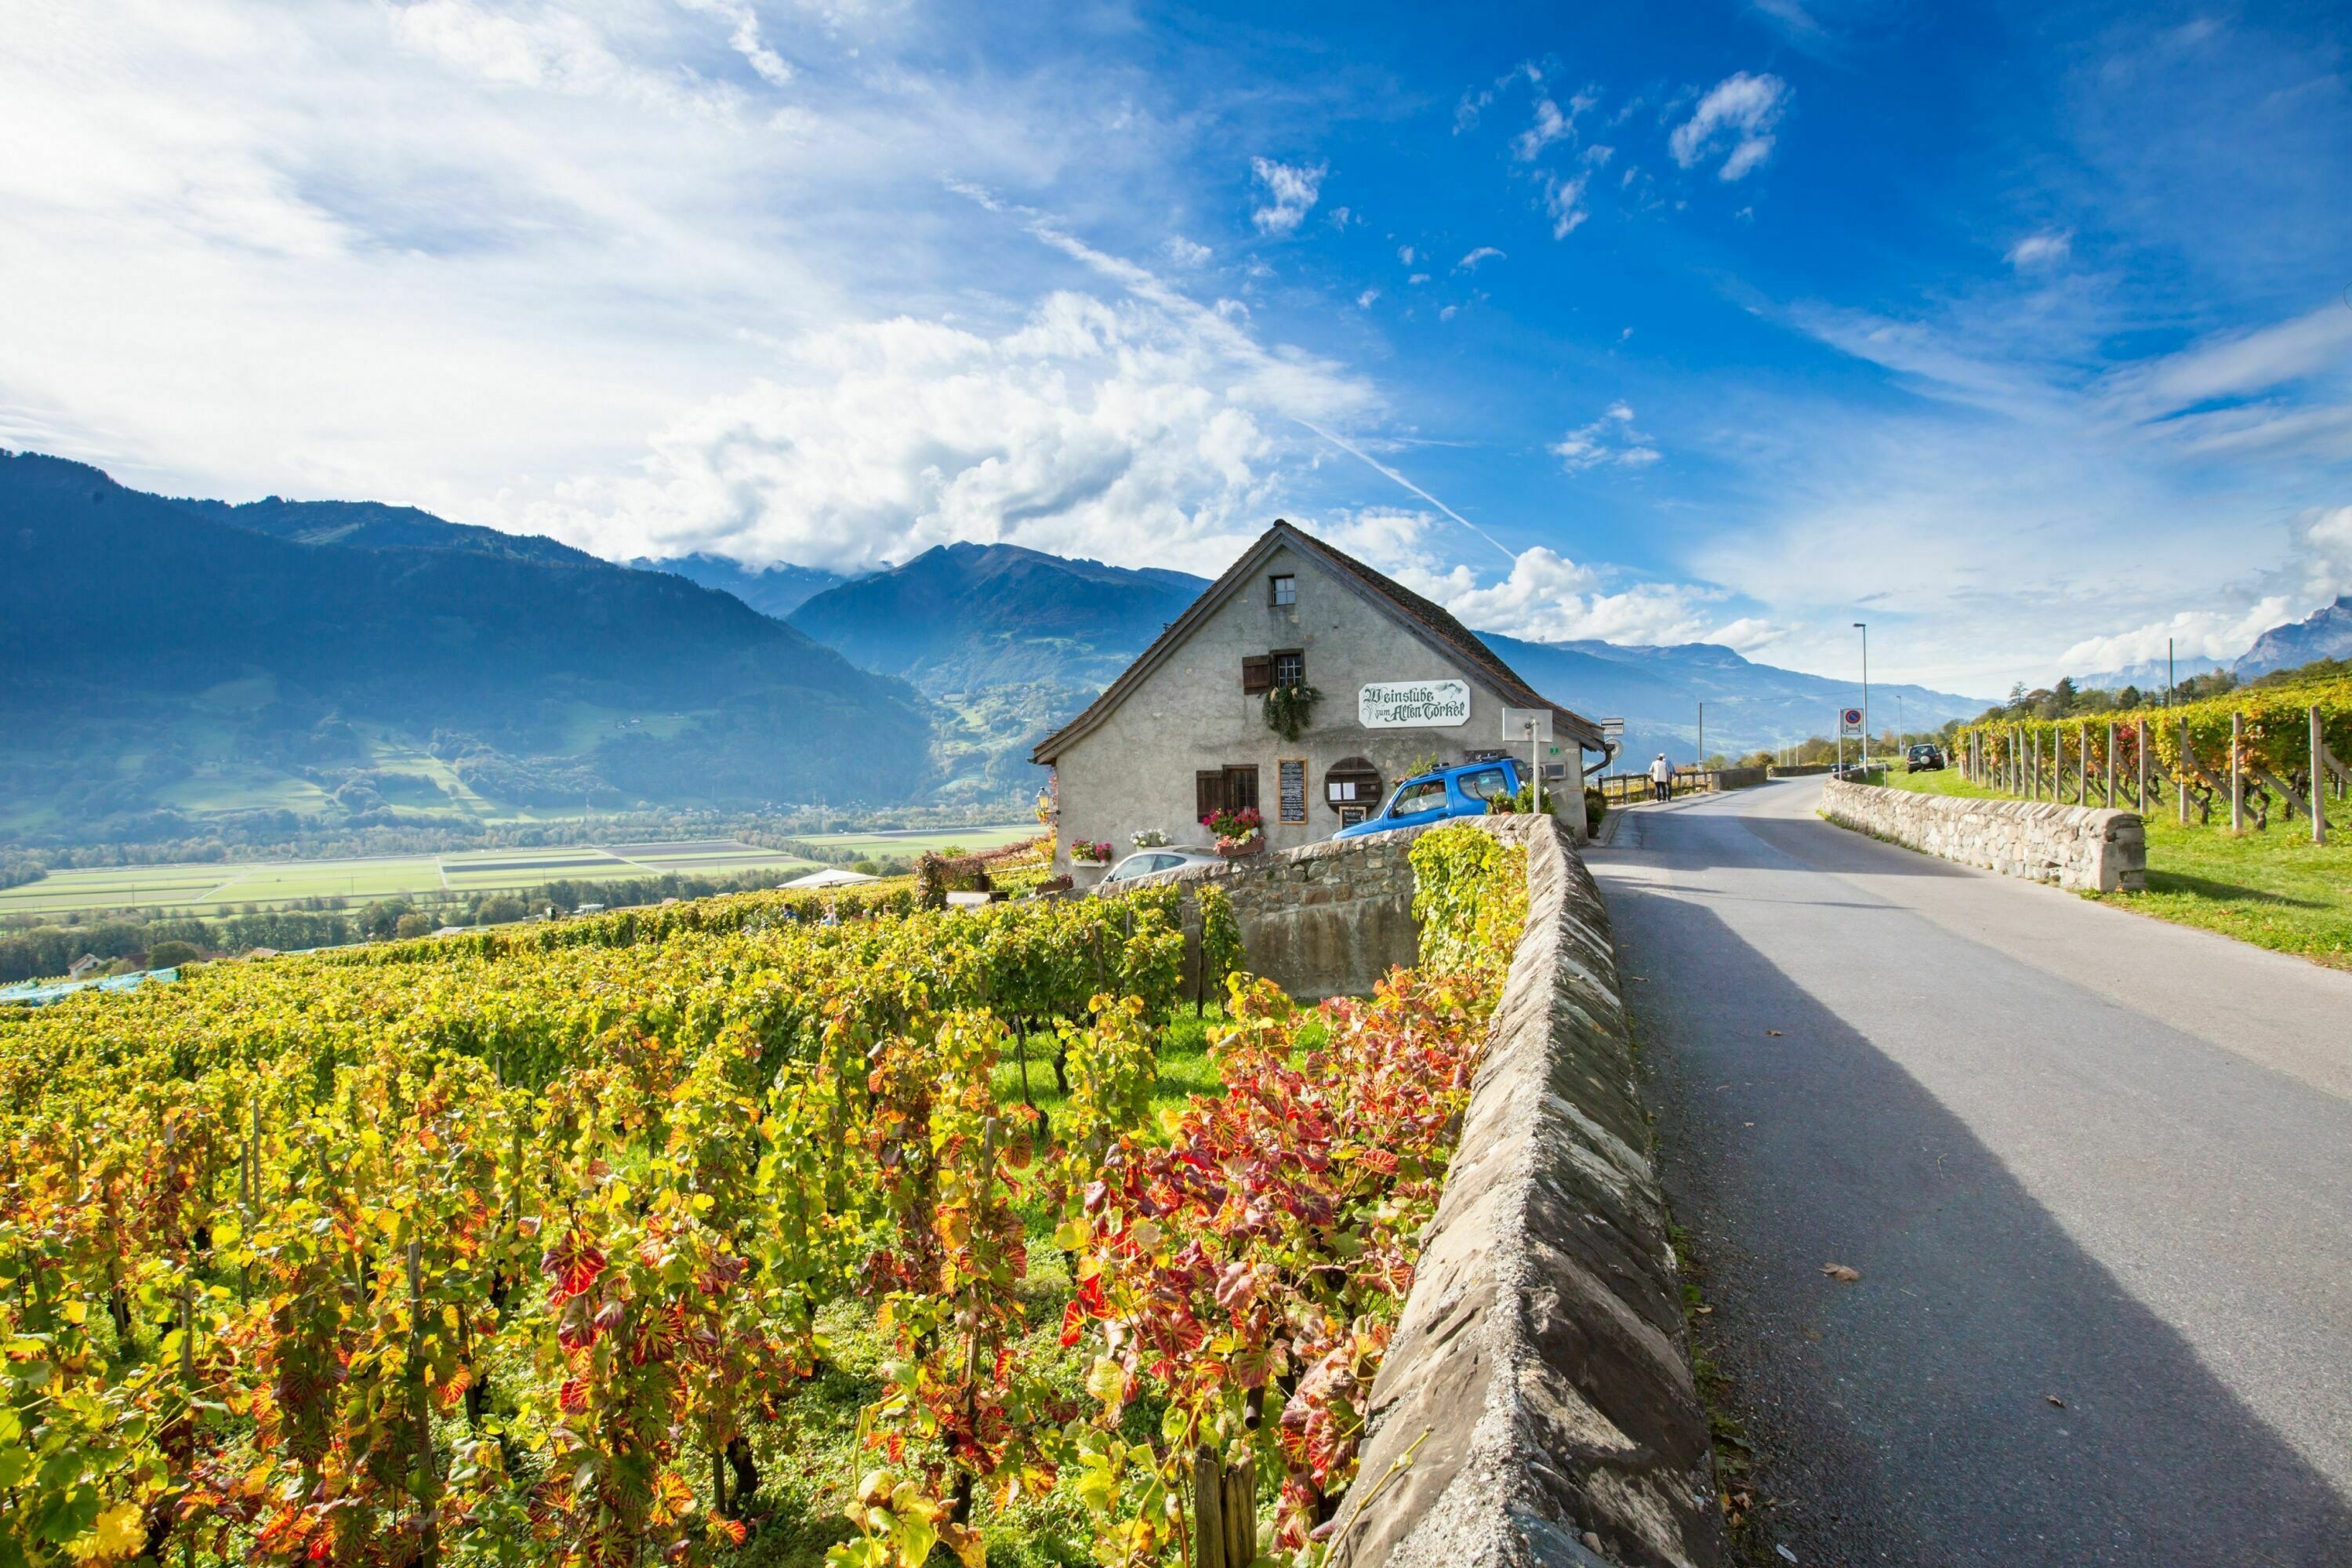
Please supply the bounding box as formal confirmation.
[1820,778,2147,892]
[1334,815,1718,1568]
[1158,829,1428,1003]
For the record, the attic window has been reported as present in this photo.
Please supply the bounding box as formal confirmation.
[1270,574,1297,607]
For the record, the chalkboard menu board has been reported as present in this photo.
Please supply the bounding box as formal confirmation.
[1278,758,1308,824]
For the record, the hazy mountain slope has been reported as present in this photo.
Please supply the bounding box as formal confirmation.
[2235,596,2352,677]
[180,495,598,568]
[787,543,1210,797]
[628,553,848,619]
[789,542,1208,687]
[0,452,932,842]
[1485,633,1988,768]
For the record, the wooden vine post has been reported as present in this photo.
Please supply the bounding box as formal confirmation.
[2178,717,2190,826]
[2077,721,2089,806]
[2105,723,2117,808]
[2317,705,2331,848]
[2136,720,2148,815]
[2230,711,2245,833]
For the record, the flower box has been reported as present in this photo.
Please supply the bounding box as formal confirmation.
[1217,833,1265,858]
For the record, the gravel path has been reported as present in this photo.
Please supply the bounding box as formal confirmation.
[1589,779,2352,1566]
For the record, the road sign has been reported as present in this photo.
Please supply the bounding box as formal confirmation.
[1841,707,1864,734]
[1599,717,1625,741]
[1501,706,1554,742]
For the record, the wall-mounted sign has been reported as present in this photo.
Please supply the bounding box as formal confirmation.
[1278,759,1308,824]
[1359,680,1470,728]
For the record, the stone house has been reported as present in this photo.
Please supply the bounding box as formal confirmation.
[1031,521,1610,875]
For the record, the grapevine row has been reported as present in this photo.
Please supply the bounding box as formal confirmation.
[0,827,1526,1568]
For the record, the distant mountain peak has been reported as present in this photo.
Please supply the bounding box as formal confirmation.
[2234,596,2352,677]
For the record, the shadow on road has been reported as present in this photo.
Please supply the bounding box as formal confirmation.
[1609,879,2352,1566]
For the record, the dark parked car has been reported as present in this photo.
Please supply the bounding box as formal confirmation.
[1906,742,1945,772]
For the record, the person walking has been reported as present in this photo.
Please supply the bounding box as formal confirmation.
[1650,752,1673,803]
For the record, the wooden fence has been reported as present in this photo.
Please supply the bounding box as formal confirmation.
[1955,704,2347,845]
[1592,766,1768,806]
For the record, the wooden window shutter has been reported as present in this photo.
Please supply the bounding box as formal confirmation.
[1196,770,1227,820]
[1240,654,1273,694]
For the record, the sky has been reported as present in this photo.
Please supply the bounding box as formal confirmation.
[3,0,2349,695]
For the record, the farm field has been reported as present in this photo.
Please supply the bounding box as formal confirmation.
[0,826,1040,921]
[0,841,812,920]
[1878,766,2352,969]
[0,823,1526,1568]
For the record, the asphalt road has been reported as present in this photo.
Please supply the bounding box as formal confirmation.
[1588,779,2352,1567]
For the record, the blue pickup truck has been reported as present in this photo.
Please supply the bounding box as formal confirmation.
[1333,757,1527,840]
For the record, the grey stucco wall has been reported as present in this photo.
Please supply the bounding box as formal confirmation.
[1050,541,1586,876]
[1334,816,1719,1568]
[1819,779,2147,892]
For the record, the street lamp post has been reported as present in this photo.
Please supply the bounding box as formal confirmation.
[1853,622,1870,770]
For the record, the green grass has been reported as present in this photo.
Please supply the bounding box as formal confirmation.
[1878,767,2352,970]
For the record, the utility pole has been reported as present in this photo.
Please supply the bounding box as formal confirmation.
[1853,622,1870,770]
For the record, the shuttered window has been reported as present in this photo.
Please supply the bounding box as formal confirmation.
[1272,649,1305,687]
[1196,765,1261,818]
[1240,655,1273,694]
[1196,770,1225,819]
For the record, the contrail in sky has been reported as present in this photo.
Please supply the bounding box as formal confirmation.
[1293,419,1517,564]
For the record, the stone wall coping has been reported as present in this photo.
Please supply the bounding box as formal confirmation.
[1335,815,1717,1568]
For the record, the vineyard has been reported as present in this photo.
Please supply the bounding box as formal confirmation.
[1952,673,2352,838]
[0,825,1528,1568]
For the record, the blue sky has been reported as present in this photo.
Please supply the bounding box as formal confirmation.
[2,0,2347,692]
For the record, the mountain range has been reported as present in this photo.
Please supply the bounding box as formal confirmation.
[0,452,931,844]
[24,445,2215,848]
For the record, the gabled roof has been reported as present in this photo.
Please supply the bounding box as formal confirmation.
[1031,521,1606,763]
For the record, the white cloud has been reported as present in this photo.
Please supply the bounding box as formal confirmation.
[2055,601,2299,674]
[1513,97,1573,162]
[1550,403,1658,470]
[1708,616,1790,652]
[675,0,795,87]
[1456,246,1504,270]
[1541,171,1589,238]
[1250,157,1325,234]
[2005,230,2072,267]
[1397,245,1415,264]
[1312,514,1725,646]
[1408,272,1430,285]
[1162,235,1211,267]
[520,276,1381,575]
[1356,288,1379,308]
[1668,71,1789,181]
[1439,305,1457,321]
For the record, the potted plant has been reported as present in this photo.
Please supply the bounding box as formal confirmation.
[1203,807,1265,856]
[1131,829,1170,849]
[1068,840,1116,866]
[1262,681,1321,742]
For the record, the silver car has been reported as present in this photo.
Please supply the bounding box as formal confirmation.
[1093,847,1225,892]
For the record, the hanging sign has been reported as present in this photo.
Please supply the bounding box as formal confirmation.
[1359,680,1470,728]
